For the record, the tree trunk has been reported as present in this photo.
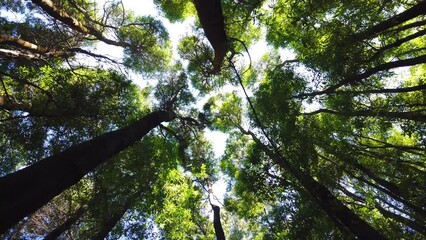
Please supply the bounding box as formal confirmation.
[304,109,426,122]
[350,0,426,40]
[43,206,86,240]
[0,110,175,233]
[298,54,426,98]
[91,207,128,240]
[329,84,426,95]
[317,150,425,218]
[192,0,228,73]
[369,28,426,60]
[376,204,426,234]
[91,186,146,240]
[245,132,385,239]
[212,205,225,240]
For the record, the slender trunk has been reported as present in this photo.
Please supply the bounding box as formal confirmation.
[327,54,426,93]
[0,48,62,60]
[319,153,425,218]
[43,206,86,240]
[0,96,32,112]
[358,174,424,217]
[369,28,426,61]
[91,207,128,240]
[318,144,418,209]
[297,54,426,98]
[350,1,426,40]
[91,186,146,240]
[381,19,426,36]
[0,34,49,54]
[338,184,426,234]
[329,84,426,96]
[303,108,426,122]
[376,204,426,234]
[0,110,175,233]
[244,131,385,239]
[212,205,225,240]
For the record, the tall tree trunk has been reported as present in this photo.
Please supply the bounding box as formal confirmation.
[297,54,426,98]
[242,130,385,239]
[212,205,225,240]
[376,204,426,234]
[350,0,426,40]
[369,28,426,60]
[192,0,228,73]
[91,186,146,240]
[318,152,425,219]
[91,207,128,240]
[0,110,175,233]
[327,84,426,96]
[303,109,426,122]
[317,143,413,201]
[338,184,426,234]
[43,206,86,240]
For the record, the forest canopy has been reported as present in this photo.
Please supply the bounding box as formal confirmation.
[0,0,425,239]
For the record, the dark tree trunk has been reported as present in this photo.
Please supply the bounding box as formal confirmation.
[369,28,426,60]
[304,108,426,123]
[91,207,128,240]
[329,84,426,95]
[350,0,426,40]
[43,206,86,240]
[376,204,426,234]
[192,0,228,73]
[317,147,425,218]
[247,134,385,239]
[91,186,146,240]
[0,110,175,233]
[338,184,426,234]
[212,205,225,240]
[298,54,426,98]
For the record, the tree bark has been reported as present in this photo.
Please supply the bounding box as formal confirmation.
[91,207,128,240]
[192,0,228,73]
[90,185,147,240]
[376,204,426,234]
[338,184,426,234]
[369,28,426,61]
[212,205,225,240]
[0,34,50,54]
[242,130,385,239]
[316,145,424,216]
[350,0,426,41]
[0,110,175,233]
[303,108,426,122]
[329,84,426,95]
[297,54,426,98]
[43,206,86,240]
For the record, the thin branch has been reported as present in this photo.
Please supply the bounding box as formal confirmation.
[296,54,426,98]
[349,0,426,41]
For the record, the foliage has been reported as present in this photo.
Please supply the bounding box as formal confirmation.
[1,0,425,239]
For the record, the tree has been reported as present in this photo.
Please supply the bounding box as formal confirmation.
[0,110,175,232]
[1,0,425,239]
